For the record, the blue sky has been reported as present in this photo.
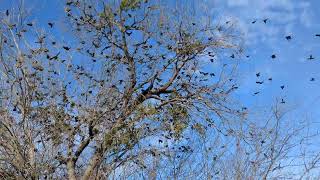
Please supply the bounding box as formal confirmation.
[204,0,320,118]
[2,0,319,112]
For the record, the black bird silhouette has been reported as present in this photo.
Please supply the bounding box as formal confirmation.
[252,20,256,24]
[271,54,276,59]
[263,18,268,24]
[63,46,71,51]
[285,35,292,40]
[246,55,250,58]
[27,23,33,26]
[5,10,9,16]
[316,34,320,37]
[268,77,272,81]
[256,72,260,77]
[281,99,285,104]
[280,85,285,90]
[308,55,315,60]
[230,54,235,58]
[256,81,264,84]
[254,91,260,95]
[310,77,315,81]
[48,22,54,28]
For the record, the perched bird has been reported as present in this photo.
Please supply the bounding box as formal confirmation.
[268,77,272,81]
[263,18,268,24]
[271,54,276,59]
[280,85,285,90]
[308,55,315,60]
[230,54,235,58]
[63,46,71,51]
[254,91,260,95]
[285,35,292,40]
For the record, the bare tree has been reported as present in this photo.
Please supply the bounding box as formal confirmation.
[0,0,242,179]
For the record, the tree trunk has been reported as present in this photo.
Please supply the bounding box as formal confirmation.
[67,160,77,180]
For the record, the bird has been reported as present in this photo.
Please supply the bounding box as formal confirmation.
[268,77,272,81]
[316,34,320,37]
[271,54,276,59]
[27,23,33,26]
[256,72,260,77]
[63,46,71,51]
[48,22,54,28]
[254,91,260,95]
[285,35,292,40]
[5,10,9,16]
[230,54,235,58]
[280,85,285,90]
[310,77,315,81]
[252,20,256,24]
[263,18,268,24]
[307,55,315,60]
[256,81,264,84]
[281,99,285,104]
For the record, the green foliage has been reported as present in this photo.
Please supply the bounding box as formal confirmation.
[120,0,142,11]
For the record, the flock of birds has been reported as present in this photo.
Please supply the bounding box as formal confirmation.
[242,18,320,100]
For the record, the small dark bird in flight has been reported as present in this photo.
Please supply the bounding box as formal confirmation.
[27,23,33,26]
[310,77,315,81]
[5,10,9,16]
[281,99,285,104]
[48,22,54,28]
[246,55,250,58]
[280,85,285,90]
[316,34,320,37]
[285,35,292,40]
[263,18,268,24]
[256,81,264,84]
[271,54,276,59]
[254,91,260,95]
[252,20,256,24]
[268,77,272,81]
[63,46,71,51]
[256,72,260,77]
[308,55,315,60]
[230,54,235,58]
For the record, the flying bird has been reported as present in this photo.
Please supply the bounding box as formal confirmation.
[254,91,260,95]
[263,18,268,24]
[256,72,260,77]
[285,35,292,40]
[48,22,54,28]
[316,34,320,37]
[281,99,285,104]
[268,77,272,81]
[271,54,276,59]
[308,55,315,60]
[310,77,315,81]
[280,85,285,90]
